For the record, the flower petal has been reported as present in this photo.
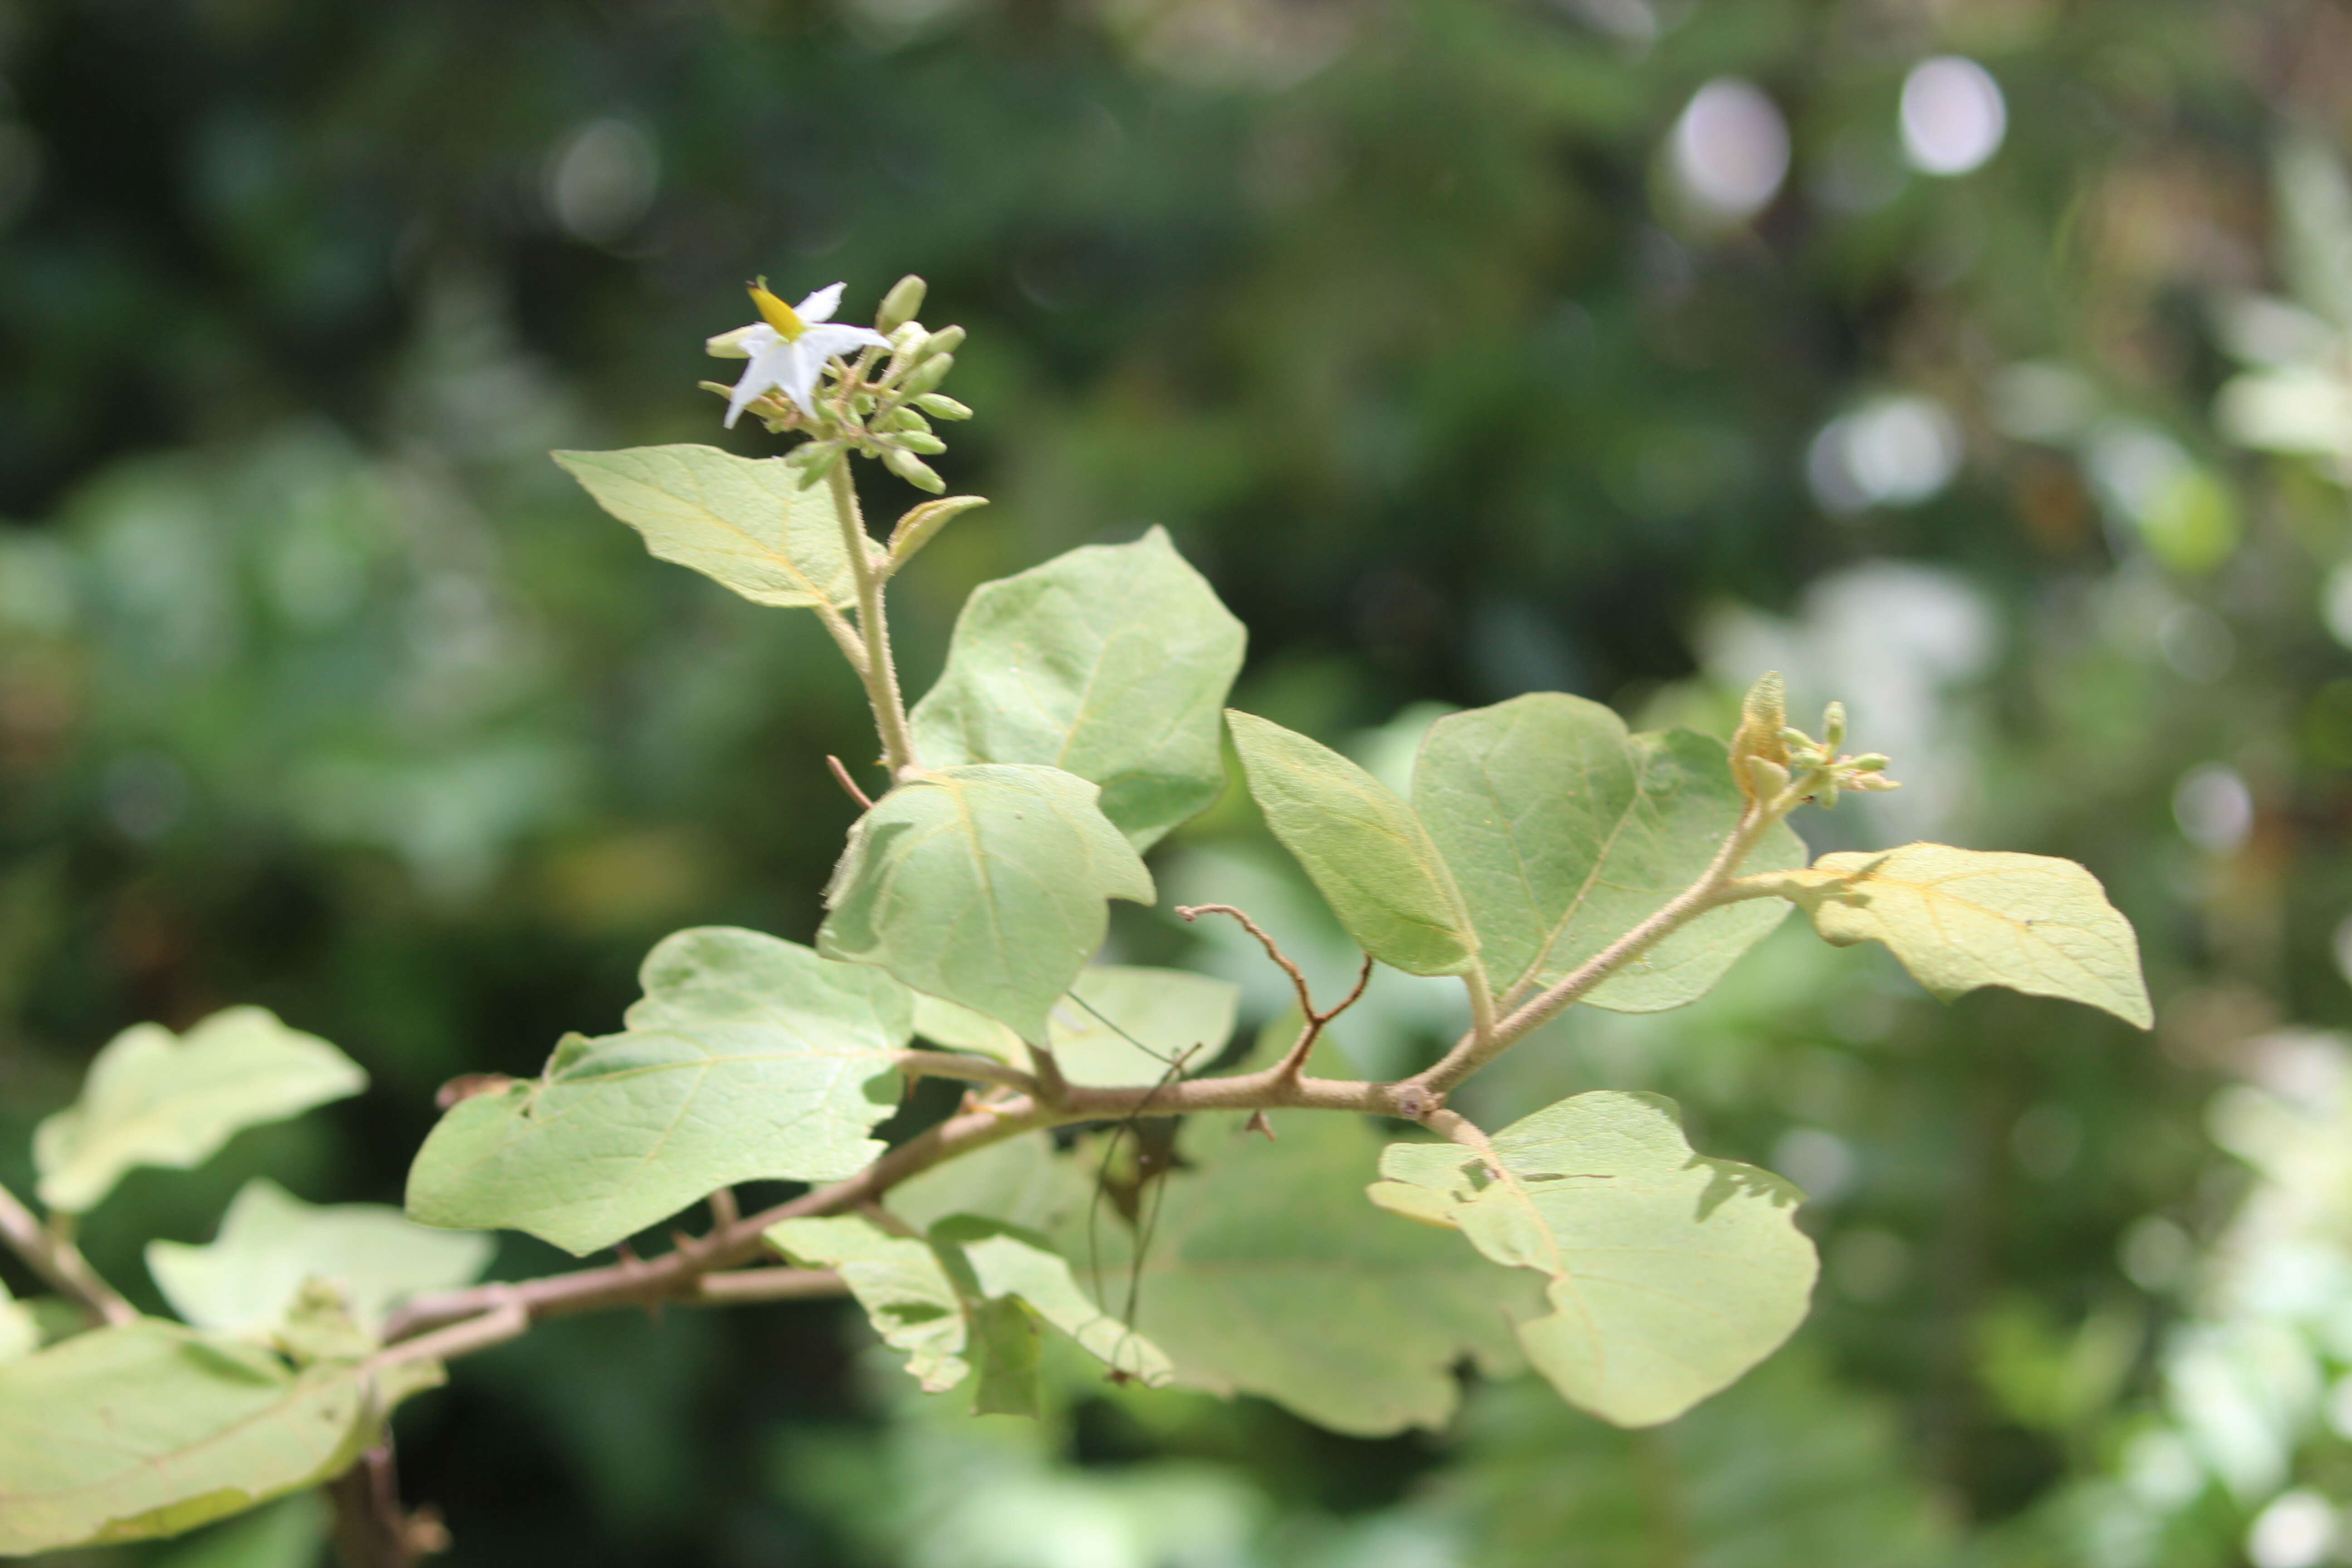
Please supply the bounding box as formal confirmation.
[794,282,847,324]
[766,341,827,416]
[725,339,798,428]
[799,323,892,359]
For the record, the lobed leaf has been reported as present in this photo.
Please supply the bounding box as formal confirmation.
[1412,695,1803,1012]
[147,1179,493,1340]
[818,764,1154,1042]
[910,528,1246,851]
[1777,843,2153,1028]
[553,445,858,610]
[1369,1091,1816,1428]
[0,1319,436,1553]
[406,927,910,1255]
[34,1008,366,1215]
[1062,1110,1538,1436]
[1226,710,1480,979]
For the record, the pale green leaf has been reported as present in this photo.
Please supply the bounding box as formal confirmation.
[1047,966,1238,1088]
[552,445,856,609]
[34,1008,366,1215]
[965,1297,1042,1417]
[406,927,909,1254]
[1226,710,1479,979]
[911,993,1027,1063]
[0,1319,433,1553]
[1412,694,1801,1012]
[147,1179,492,1339]
[889,1130,1094,1237]
[1061,1110,1538,1436]
[910,528,1246,851]
[151,1492,330,1568]
[1369,1091,1816,1428]
[910,966,1240,1087]
[1779,843,2153,1028]
[769,1215,972,1393]
[936,1216,1174,1387]
[0,1279,35,1364]
[818,764,1155,1041]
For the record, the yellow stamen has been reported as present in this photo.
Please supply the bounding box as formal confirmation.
[749,278,804,340]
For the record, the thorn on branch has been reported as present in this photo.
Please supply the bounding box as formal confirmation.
[827,755,877,811]
[1244,1110,1276,1141]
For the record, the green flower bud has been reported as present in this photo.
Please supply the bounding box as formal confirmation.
[904,354,955,395]
[895,431,947,454]
[921,324,966,358]
[1822,700,1847,751]
[914,394,974,420]
[877,274,928,334]
[793,442,845,490]
[884,447,946,493]
[887,407,932,433]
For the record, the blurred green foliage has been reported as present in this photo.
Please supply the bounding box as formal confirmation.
[10,0,2352,1562]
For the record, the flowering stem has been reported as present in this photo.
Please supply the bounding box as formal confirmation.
[828,462,918,776]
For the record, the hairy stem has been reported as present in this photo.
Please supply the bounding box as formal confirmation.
[0,1182,135,1327]
[1408,798,1791,1096]
[829,462,918,776]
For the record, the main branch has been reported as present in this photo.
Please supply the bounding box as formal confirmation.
[828,463,919,776]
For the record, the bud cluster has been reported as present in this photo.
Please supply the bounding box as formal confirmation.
[700,274,971,494]
[1731,675,1900,811]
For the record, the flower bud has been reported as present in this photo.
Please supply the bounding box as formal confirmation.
[877,275,928,334]
[904,353,955,395]
[705,324,763,360]
[895,431,947,455]
[884,447,946,493]
[914,394,974,420]
[921,324,966,358]
[1822,700,1847,752]
[1729,671,1791,803]
[792,442,845,490]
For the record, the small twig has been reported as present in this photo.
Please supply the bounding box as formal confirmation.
[371,1296,528,1370]
[1178,904,1318,1015]
[1176,905,1374,1081]
[826,755,876,811]
[326,1444,448,1568]
[0,1182,135,1327]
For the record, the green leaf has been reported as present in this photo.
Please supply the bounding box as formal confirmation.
[34,1008,366,1215]
[0,1319,432,1553]
[406,928,909,1254]
[909,528,1246,851]
[1226,710,1479,979]
[769,1215,972,1394]
[935,1216,1174,1387]
[1369,1091,1816,1428]
[1047,966,1238,1088]
[1062,1110,1537,1436]
[552,445,858,610]
[818,764,1155,1041]
[910,993,1028,1062]
[909,965,1240,1088]
[965,1297,1043,1417]
[147,1179,492,1339]
[767,1212,1167,1404]
[1777,843,2153,1028]
[0,1281,36,1364]
[1411,694,1802,1012]
[889,1130,1093,1237]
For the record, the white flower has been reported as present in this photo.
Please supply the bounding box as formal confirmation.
[710,281,890,428]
